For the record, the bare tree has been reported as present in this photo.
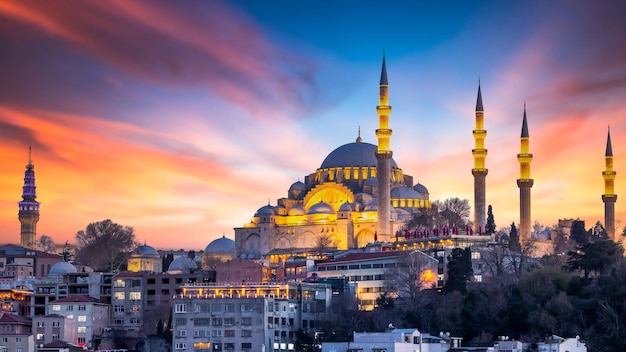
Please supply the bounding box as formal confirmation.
[508,238,538,279]
[384,250,437,305]
[36,234,56,254]
[433,197,471,229]
[316,234,335,256]
[75,219,137,272]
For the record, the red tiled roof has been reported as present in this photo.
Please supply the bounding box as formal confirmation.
[49,295,100,304]
[0,312,32,324]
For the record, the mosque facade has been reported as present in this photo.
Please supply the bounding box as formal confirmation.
[234,57,432,262]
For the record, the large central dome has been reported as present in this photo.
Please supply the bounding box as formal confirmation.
[320,141,399,169]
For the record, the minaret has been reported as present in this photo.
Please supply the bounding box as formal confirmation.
[472,82,488,234]
[376,54,393,238]
[517,105,533,242]
[602,127,617,241]
[18,146,40,250]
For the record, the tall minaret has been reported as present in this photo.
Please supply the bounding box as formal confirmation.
[602,127,617,241]
[517,105,533,242]
[472,82,488,234]
[18,146,40,249]
[376,54,393,238]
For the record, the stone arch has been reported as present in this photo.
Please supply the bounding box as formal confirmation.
[355,228,375,248]
[275,236,292,249]
[243,233,261,256]
[304,183,355,212]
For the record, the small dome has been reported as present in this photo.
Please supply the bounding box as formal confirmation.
[339,202,352,212]
[354,193,373,206]
[255,204,275,216]
[414,183,429,195]
[167,256,198,273]
[205,236,236,254]
[391,187,426,200]
[363,177,378,187]
[49,261,77,276]
[364,199,378,211]
[308,201,335,215]
[288,204,306,216]
[289,181,306,192]
[132,244,159,257]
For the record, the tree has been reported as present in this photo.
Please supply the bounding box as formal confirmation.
[570,219,589,246]
[74,219,137,271]
[508,223,521,252]
[384,250,437,305]
[444,247,473,294]
[316,234,335,256]
[36,234,56,254]
[532,221,544,234]
[434,197,471,229]
[567,239,623,279]
[590,221,608,239]
[485,205,496,236]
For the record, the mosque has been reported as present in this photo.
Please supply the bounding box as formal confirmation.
[235,57,436,263]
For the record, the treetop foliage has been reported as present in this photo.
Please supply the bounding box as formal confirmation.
[74,219,137,272]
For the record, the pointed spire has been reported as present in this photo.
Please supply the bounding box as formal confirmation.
[606,126,613,157]
[521,103,529,138]
[356,126,362,143]
[380,52,388,85]
[475,80,484,111]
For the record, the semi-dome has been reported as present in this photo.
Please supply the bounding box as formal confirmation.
[255,204,275,216]
[391,187,427,200]
[49,261,77,276]
[205,236,236,254]
[320,141,399,169]
[167,256,197,273]
[414,183,429,195]
[132,244,159,257]
[289,181,306,192]
[308,201,335,215]
[288,204,306,216]
[363,177,378,187]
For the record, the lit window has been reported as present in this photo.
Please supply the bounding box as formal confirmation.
[78,316,87,322]
[114,292,125,300]
[130,291,141,300]
[115,279,126,287]
[52,305,61,311]
[36,334,44,340]
[37,322,44,327]
[77,326,87,333]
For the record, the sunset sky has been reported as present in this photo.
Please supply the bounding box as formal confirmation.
[1,1,625,250]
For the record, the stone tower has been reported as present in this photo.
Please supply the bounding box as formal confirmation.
[375,54,393,238]
[602,127,617,241]
[472,82,487,234]
[18,147,40,250]
[517,105,533,242]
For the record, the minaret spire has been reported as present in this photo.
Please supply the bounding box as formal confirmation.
[517,104,533,243]
[602,126,617,240]
[472,81,488,234]
[18,146,40,250]
[375,53,393,240]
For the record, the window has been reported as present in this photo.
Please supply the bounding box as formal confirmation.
[77,337,85,344]
[224,303,235,312]
[37,321,44,327]
[194,318,210,326]
[175,343,187,350]
[77,326,87,333]
[52,334,59,340]
[224,330,235,337]
[147,278,156,284]
[147,289,155,295]
[241,330,252,337]
[224,343,235,350]
[115,279,126,287]
[212,330,222,337]
[212,317,222,326]
[52,305,61,311]
[16,337,21,342]
[78,315,87,322]
[131,304,141,312]
[78,305,86,311]
[224,317,235,326]
[114,292,125,300]
[213,343,222,351]
[174,303,187,313]
[178,329,187,337]
[131,279,141,287]
[175,318,186,326]
[130,291,141,300]
[162,278,169,284]
[36,333,44,340]
[471,251,481,260]
[241,317,252,326]
[66,304,74,311]
[241,303,253,312]
[114,318,124,324]
[212,303,222,312]
[130,318,140,324]
[242,342,252,349]
[161,289,170,295]
[52,321,60,328]
[114,305,124,313]
[0,337,5,343]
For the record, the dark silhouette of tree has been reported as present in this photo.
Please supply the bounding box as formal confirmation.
[485,205,496,236]
[567,239,623,279]
[384,250,437,305]
[590,221,608,239]
[508,223,521,252]
[570,219,589,246]
[74,219,137,271]
[316,234,335,256]
[444,247,473,294]
[36,234,56,254]
[434,198,471,229]
[163,253,174,271]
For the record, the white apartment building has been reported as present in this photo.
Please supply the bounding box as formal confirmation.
[46,295,109,349]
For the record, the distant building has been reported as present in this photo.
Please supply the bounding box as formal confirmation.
[0,244,62,279]
[322,328,460,352]
[215,258,271,283]
[0,311,34,352]
[32,314,76,347]
[127,243,162,273]
[46,295,109,349]
[202,236,236,270]
[532,335,587,352]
